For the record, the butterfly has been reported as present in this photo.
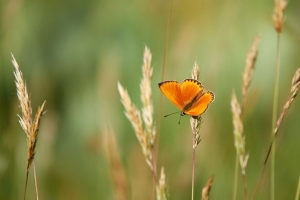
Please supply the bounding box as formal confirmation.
[158,78,214,118]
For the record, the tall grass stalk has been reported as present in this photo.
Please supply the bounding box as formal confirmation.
[12,54,46,200]
[190,63,203,200]
[271,0,287,198]
[102,125,129,200]
[118,47,168,199]
[271,34,280,200]
[252,68,300,200]
[156,0,173,159]
[232,35,260,200]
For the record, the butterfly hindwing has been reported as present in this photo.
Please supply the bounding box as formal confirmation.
[184,90,214,116]
[158,80,184,110]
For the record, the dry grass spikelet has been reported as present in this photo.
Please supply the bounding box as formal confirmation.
[190,63,202,147]
[117,46,156,171]
[190,116,202,147]
[140,47,156,145]
[27,102,46,172]
[12,54,46,200]
[102,125,129,200]
[242,35,260,110]
[273,0,287,33]
[274,68,300,135]
[12,54,33,137]
[201,176,214,200]
[231,92,249,174]
[156,167,168,200]
[231,92,244,152]
[117,82,153,169]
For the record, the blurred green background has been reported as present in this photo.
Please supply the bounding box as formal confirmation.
[1,0,300,199]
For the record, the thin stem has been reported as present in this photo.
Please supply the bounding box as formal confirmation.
[253,34,281,200]
[24,168,29,200]
[155,0,172,163]
[192,140,196,200]
[151,148,158,184]
[233,155,239,200]
[296,176,300,200]
[251,129,276,199]
[251,163,266,200]
[151,148,157,200]
[155,2,172,199]
[33,161,39,200]
[271,33,280,200]
[242,171,248,200]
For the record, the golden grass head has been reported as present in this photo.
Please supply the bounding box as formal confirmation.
[102,125,129,200]
[273,0,287,33]
[231,92,244,151]
[12,54,33,137]
[190,63,203,147]
[156,167,168,200]
[242,35,260,108]
[117,82,151,162]
[140,47,156,144]
[202,176,214,200]
[231,91,249,173]
[274,68,300,135]
[190,116,202,146]
[12,54,46,169]
[12,54,46,199]
[117,46,155,171]
[290,68,300,98]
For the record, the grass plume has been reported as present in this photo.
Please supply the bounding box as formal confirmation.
[274,68,300,136]
[231,92,249,200]
[201,176,214,200]
[156,167,168,200]
[273,0,287,33]
[118,47,156,174]
[12,54,46,200]
[242,35,260,113]
[102,125,130,200]
[118,47,164,199]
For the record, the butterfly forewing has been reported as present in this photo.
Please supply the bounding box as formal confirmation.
[158,81,184,110]
[180,79,204,105]
[185,91,214,116]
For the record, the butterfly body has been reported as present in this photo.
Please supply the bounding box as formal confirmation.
[158,79,214,118]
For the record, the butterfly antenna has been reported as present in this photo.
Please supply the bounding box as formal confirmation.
[164,111,180,118]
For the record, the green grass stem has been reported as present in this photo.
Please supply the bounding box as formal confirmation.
[271,33,281,200]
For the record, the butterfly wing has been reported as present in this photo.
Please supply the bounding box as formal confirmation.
[158,80,184,110]
[180,79,204,105]
[184,91,214,116]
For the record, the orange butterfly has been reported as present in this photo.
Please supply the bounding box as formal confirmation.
[158,79,214,118]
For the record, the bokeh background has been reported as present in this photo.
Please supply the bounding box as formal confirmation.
[1,0,300,199]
